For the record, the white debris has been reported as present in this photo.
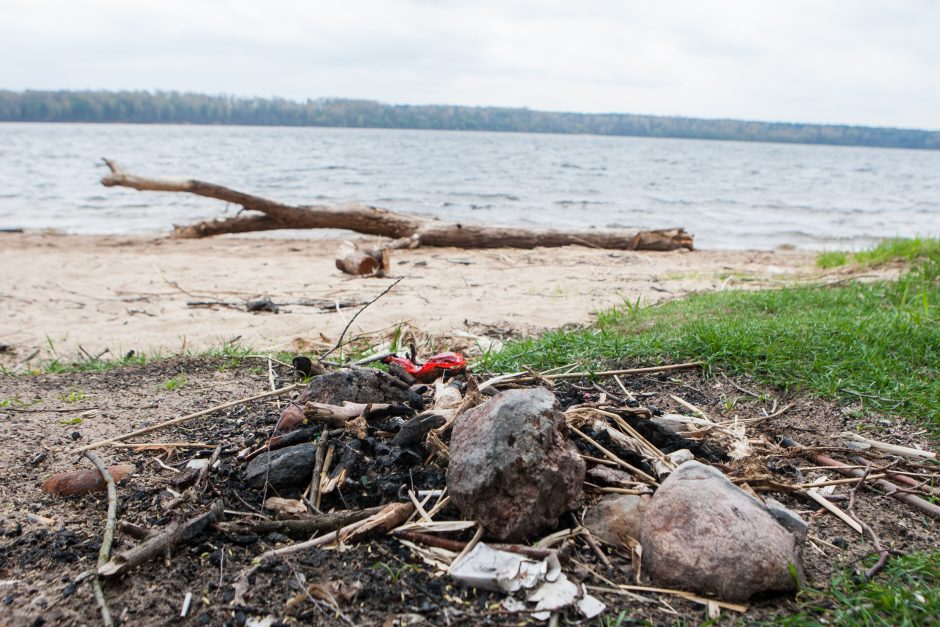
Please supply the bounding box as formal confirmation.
[448,543,559,593]
[449,543,606,620]
[527,575,579,612]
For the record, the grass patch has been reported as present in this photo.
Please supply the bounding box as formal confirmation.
[779,553,940,626]
[816,236,940,268]
[162,373,187,391]
[816,250,849,268]
[485,240,940,433]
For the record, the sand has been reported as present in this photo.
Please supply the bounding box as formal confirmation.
[1,232,839,368]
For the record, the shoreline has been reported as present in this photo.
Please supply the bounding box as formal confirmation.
[0,231,861,370]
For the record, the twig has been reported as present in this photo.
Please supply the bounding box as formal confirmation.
[568,425,658,485]
[804,482,863,534]
[267,357,280,409]
[219,505,385,538]
[846,467,891,581]
[842,432,936,460]
[586,584,747,613]
[394,530,557,560]
[720,373,764,399]
[98,500,224,578]
[252,503,412,562]
[84,452,117,627]
[790,474,886,489]
[581,528,613,568]
[491,361,703,386]
[320,277,404,361]
[195,446,222,492]
[115,442,213,450]
[306,429,330,513]
[810,452,940,521]
[73,384,302,453]
[612,375,637,402]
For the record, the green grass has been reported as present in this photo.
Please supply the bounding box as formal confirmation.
[817,236,940,268]
[484,241,940,433]
[777,553,940,626]
[816,250,849,268]
[162,373,187,391]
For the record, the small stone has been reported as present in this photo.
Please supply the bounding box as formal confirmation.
[275,404,306,433]
[583,494,650,545]
[447,387,585,541]
[390,413,446,447]
[640,461,805,601]
[243,443,317,489]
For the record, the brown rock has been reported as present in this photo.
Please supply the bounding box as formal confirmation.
[446,387,585,541]
[41,464,136,496]
[276,404,307,433]
[583,494,650,545]
[640,461,805,601]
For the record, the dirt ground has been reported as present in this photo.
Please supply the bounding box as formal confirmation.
[1,357,936,626]
[0,231,870,371]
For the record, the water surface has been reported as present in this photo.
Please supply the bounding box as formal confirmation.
[1,123,938,249]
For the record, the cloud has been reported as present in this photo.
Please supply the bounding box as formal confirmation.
[0,0,937,128]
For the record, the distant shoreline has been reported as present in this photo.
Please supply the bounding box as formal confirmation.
[2,89,938,151]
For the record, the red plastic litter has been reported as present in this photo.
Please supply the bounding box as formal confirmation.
[384,351,466,383]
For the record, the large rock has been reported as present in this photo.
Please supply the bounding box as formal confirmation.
[447,387,585,541]
[583,494,650,545]
[243,443,317,489]
[296,368,424,407]
[640,461,805,601]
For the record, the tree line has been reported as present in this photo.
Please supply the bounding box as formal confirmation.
[1,89,937,150]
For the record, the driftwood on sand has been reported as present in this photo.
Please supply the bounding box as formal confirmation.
[100,159,693,252]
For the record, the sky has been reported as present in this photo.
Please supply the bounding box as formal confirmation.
[1,0,939,129]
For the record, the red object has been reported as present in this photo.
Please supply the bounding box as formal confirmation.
[384,351,466,383]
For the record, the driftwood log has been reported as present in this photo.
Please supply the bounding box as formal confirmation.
[100,159,693,251]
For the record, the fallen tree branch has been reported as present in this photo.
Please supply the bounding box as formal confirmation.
[100,159,694,251]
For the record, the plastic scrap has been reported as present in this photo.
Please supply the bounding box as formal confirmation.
[448,543,559,593]
[448,543,606,620]
[384,351,467,383]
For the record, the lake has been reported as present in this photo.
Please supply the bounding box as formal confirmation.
[1,123,938,250]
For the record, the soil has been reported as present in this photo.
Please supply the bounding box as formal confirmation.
[1,357,936,626]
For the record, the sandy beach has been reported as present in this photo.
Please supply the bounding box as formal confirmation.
[0,231,847,368]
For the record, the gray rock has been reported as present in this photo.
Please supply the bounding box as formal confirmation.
[583,494,650,545]
[640,461,805,601]
[446,387,585,541]
[765,498,809,544]
[297,368,425,407]
[243,443,317,489]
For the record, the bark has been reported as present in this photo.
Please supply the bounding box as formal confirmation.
[101,159,694,251]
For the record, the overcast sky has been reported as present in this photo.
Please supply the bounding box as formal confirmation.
[2,0,938,129]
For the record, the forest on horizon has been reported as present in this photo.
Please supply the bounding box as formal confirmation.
[2,89,938,150]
